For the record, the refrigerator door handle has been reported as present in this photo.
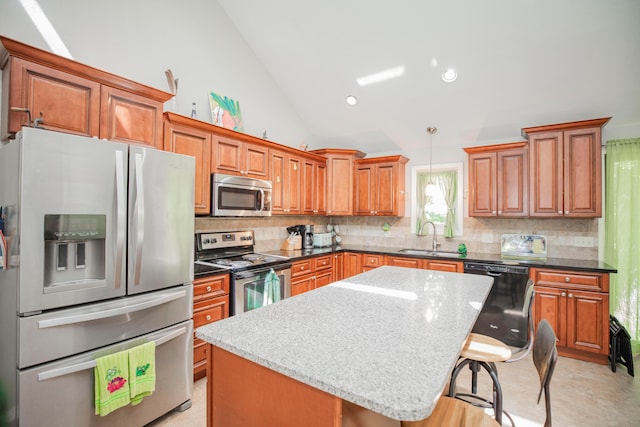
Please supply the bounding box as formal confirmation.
[36,326,188,381]
[114,150,127,290]
[132,152,145,287]
[37,289,188,329]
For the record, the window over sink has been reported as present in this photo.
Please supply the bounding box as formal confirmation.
[411,162,463,237]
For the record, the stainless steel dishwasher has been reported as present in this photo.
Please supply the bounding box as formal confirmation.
[464,262,530,347]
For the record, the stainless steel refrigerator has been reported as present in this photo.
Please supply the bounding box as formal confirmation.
[0,127,195,426]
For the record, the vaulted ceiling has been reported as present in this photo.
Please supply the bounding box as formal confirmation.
[218,0,639,155]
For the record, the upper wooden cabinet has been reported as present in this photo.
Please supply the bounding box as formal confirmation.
[302,158,327,215]
[163,113,212,215]
[270,149,302,215]
[464,142,528,217]
[211,132,269,179]
[0,36,171,147]
[523,117,610,218]
[354,155,409,216]
[310,149,365,216]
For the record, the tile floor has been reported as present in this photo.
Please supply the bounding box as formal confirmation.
[148,355,640,426]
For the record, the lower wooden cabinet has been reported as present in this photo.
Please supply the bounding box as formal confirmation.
[425,260,463,272]
[291,255,333,296]
[531,267,610,364]
[386,256,463,272]
[362,254,384,272]
[193,273,230,380]
[332,253,344,282]
[385,256,424,269]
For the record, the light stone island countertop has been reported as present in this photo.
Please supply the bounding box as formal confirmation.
[196,266,494,421]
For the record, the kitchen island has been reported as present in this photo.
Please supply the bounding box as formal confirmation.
[196,266,494,427]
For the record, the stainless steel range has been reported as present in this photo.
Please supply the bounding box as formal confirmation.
[195,231,291,315]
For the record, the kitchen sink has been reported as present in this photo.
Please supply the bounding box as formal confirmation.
[397,249,461,257]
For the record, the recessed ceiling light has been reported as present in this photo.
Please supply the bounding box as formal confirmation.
[346,95,358,106]
[442,68,458,83]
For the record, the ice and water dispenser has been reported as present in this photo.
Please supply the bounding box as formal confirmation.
[43,214,106,289]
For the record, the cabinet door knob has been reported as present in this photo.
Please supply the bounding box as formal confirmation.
[558,210,563,214]
[565,210,569,215]
[561,292,567,297]
[498,210,502,215]
[568,293,574,298]
[492,210,496,215]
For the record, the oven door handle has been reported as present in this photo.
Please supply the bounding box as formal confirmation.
[234,264,291,279]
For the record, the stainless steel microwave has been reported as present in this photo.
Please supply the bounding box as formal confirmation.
[211,173,272,216]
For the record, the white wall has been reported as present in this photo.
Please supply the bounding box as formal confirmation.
[0,0,310,148]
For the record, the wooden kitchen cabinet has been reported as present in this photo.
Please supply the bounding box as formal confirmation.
[531,267,609,364]
[211,132,270,179]
[424,260,463,272]
[342,252,362,279]
[193,273,230,380]
[361,254,384,272]
[163,113,212,214]
[385,256,425,269]
[302,158,327,215]
[271,149,302,214]
[354,155,409,216]
[465,142,528,217]
[523,117,610,218]
[291,255,333,296]
[332,253,344,282]
[1,36,171,146]
[310,149,365,216]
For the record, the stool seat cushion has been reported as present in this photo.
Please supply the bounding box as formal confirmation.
[460,333,512,363]
[401,396,500,427]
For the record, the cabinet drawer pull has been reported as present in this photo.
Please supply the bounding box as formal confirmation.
[206,315,211,321]
[206,286,212,292]
[565,276,570,283]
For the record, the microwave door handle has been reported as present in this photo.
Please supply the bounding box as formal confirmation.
[114,150,126,290]
[259,188,265,211]
[36,326,187,381]
[132,153,145,287]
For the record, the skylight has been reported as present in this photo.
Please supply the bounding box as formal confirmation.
[356,65,405,87]
[19,0,72,59]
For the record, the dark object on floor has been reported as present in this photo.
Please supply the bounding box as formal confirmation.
[609,315,634,377]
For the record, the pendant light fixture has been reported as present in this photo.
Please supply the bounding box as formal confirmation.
[426,126,437,181]
[426,126,438,196]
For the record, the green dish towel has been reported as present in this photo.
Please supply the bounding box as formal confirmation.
[264,268,281,306]
[94,349,130,416]
[128,341,156,405]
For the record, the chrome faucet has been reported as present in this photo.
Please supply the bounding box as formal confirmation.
[418,220,440,251]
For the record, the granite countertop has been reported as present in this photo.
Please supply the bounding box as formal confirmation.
[266,244,617,273]
[196,266,494,421]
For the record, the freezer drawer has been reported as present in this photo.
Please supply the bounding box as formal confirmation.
[18,285,193,368]
[17,320,193,427]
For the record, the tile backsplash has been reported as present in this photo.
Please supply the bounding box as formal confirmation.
[195,215,600,261]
